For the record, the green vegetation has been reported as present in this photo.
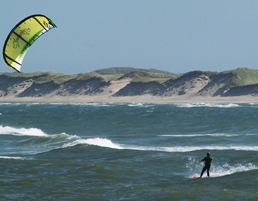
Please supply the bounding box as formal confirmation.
[130,72,176,83]
[101,74,123,81]
[0,71,76,84]
[0,67,178,84]
[0,71,46,78]
[222,68,258,86]
[95,67,178,77]
[1,67,258,87]
[34,72,76,84]
[75,72,104,81]
[131,77,170,84]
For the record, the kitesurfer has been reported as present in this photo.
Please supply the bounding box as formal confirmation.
[200,152,212,178]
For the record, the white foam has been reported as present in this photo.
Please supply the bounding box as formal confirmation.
[0,156,24,160]
[61,138,123,149]
[176,103,239,108]
[0,126,47,136]
[191,163,257,178]
[187,156,257,178]
[84,138,123,149]
[211,163,257,177]
[160,133,239,137]
[59,137,258,152]
[165,145,258,152]
[72,102,111,106]
[128,103,143,107]
[116,145,258,152]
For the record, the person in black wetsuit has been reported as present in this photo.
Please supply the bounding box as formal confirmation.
[200,152,212,178]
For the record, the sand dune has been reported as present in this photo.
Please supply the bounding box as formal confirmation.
[1,69,258,103]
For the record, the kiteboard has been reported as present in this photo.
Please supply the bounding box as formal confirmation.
[193,175,199,179]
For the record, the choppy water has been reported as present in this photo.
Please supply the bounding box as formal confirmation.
[0,102,258,200]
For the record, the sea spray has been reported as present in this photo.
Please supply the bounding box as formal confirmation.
[186,156,258,178]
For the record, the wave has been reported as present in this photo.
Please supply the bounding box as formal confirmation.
[176,103,240,108]
[0,129,80,155]
[61,138,123,149]
[4,134,256,159]
[125,145,258,152]
[2,130,257,155]
[210,163,257,178]
[0,102,116,107]
[128,103,144,107]
[58,137,258,152]
[65,102,114,107]
[0,125,47,136]
[50,132,78,140]
[0,156,25,160]
[159,133,241,137]
[18,132,78,144]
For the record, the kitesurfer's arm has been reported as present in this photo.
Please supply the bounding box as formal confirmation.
[200,157,206,162]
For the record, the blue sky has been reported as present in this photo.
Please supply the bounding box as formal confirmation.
[1,0,258,74]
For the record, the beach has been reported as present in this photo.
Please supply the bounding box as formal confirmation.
[0,94,257,104]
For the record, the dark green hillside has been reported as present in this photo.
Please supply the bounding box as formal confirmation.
[0,72,76,85]
[94,67,178,76]
[118,71,178,83]
[221,68,258,86]
[34,72,76,84]
[0,67,178,84]
[75,72,105,81]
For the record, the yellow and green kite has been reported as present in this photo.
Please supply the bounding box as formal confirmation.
[2,14,57,72]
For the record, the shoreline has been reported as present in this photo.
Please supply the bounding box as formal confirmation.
[0,95,257,104]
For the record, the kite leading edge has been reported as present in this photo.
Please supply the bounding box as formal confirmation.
[2,14,57,72]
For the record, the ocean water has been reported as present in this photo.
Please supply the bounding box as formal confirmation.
[0,102,257,201]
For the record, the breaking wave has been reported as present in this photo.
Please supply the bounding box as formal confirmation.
[0,125,47,136]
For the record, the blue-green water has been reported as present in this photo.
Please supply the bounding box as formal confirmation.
[0,102,258,200]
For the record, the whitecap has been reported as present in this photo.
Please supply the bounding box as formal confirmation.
[61,137,123,149]
[0,125,47,136]
[0,156,24,160]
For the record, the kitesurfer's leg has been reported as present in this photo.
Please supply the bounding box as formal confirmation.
[207,166,210,177]
[200,166,207,178]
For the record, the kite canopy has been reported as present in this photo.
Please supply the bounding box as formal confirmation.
[2,14,57,72]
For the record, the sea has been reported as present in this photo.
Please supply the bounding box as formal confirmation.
[0,102,257,201]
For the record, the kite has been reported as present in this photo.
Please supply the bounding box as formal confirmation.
[2,14,57,72]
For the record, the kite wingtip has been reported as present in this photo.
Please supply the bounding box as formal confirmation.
[11,67,21,73]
